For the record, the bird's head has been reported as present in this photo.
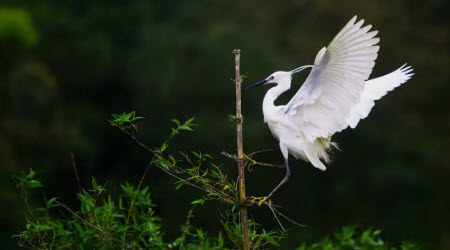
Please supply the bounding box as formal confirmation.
[246,71,291,90]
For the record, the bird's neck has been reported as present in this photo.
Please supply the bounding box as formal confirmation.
[263,77,291,116]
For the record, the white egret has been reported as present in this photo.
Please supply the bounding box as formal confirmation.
[247,16,414,203]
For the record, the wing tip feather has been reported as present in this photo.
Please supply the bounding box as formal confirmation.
[355,19,365,28]
[399,63,414,78]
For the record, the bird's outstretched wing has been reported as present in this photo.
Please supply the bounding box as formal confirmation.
[346,64,413,128]
[285,16,380,142]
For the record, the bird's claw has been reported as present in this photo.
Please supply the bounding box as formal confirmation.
[249,196,271,206]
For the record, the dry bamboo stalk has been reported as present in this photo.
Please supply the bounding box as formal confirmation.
[233,49,250,250]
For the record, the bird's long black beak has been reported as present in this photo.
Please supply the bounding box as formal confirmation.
[246,79,267,90]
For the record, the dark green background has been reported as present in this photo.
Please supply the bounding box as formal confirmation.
[1,0,449,249]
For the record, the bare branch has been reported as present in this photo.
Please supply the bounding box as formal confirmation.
[244,154,284,169]
[233,48,250,250]
[271,206,307,228]
[267,202,286,231]
[222,151,284,169]
[248,148,273,157]
[70,152,82,193]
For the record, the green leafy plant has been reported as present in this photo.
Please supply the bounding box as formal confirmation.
[221,209,285,249]
[297,226,419,250]
[109,111,144,134]
[15,114,420,249]
[110,113,239,206]
[14,175,228,249]
[15,115,284,249]
[13,169,43,219]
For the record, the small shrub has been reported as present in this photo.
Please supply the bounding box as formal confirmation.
[14,114,419,249]
[14,173,229,249]
[297,225,419,250]
[15,114,284,249]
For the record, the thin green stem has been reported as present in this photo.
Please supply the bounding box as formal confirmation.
[121,158,154,246]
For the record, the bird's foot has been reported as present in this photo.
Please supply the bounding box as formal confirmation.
[248,196,271,206]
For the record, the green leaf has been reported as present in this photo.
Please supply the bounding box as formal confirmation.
[179,125,193,131]
[27,180,43,188]
[169,156,177,165]
[158,159,169,169]
[131,116,144,122]
[175,181,184,190]
[210,163,221,170]
[191,151,201,159]
[25,169,36,179]
[172,119,180,127]
[203,154,213,159]
[264,234,277,245]
[45,197,58,209]
[196,229,205,240]
[160,143,168,152]
[191,199,205,205]
[171,237,183,247]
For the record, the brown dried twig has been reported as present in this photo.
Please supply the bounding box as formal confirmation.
[221,151,284,169]
[70,152,82,193]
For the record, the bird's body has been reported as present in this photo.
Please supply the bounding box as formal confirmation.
[262,64,413,170]
[247,15,413,201]
[262,73,331,168]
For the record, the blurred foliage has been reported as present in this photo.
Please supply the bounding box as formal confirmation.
[297,226,419,250]
[1,0,449,249]
[0,8,37,48]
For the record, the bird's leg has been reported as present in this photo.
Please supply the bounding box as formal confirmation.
[250,144,290,206]
[249,159,290,206]
[266,158,291,199]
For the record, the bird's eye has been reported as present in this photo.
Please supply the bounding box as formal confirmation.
[270,76,274,80]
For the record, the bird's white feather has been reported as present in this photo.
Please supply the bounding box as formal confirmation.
[258,16,413,171]
[347,64,414,128]
[286,15,380,143]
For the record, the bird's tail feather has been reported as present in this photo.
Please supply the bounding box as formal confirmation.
[304,140,329,171]
[347,64,414,128]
